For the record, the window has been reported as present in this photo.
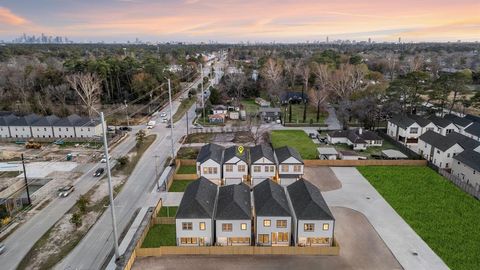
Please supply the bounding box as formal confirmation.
[308,237,330,245]
[238,165,246,172]
[447,153,450,158]
[410,127,418,134]
[446,129,453,134]
[270,166,275,172]
[263,220,271,227]
[258,234,269,244]
[225,164,233,172]
[44,127,47,131]
[182,222,193,230]
[36,128,39,131]
[264,166,270,172]
[304,223,315,232]
[203,167,218,174]
[59,128,62,131]
[323,223,330,231]
[293,165,302,172]
[437,150,440,154]
[278,232,289,242]
[80,128,83,131]
[253,166,261,172]
[199,222,206,230]
[230,237,250,244]
[66,128,69,131]
[276,220,287,228]
[180,237,198,244]
[241,223,247,230]
[281,165,289,172]
[222,223,232,232]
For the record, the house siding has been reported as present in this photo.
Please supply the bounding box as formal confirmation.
[197,159,222,184]
[31,126,55,138]
[176,218,213,246]
[223,157,248,185]
[255,216,292,246]
[451,161,480,191]
[215,220,251,246]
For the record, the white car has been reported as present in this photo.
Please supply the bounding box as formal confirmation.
[0,243,5,254]
[161,117,168,123]
[58,185,75,197]
[100,156,112,163]
[160,112,167,117]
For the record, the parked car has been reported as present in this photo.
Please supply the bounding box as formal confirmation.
[94,167,105,177]
[161,117,168,123]
[100,156,111,163]
[0,243,5,254]
[58,185,75,197]
[160,112,167,117]
[119,126,132,131]
[309,133,317,139]
[147,120,156,129]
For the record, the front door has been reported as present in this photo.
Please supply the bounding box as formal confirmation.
[199,237,205,246]
[271,232,277,245]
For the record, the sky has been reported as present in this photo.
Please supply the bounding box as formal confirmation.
[0,0,479,43]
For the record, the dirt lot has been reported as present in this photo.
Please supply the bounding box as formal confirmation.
[132,207,402,270]
[303,166,342,192]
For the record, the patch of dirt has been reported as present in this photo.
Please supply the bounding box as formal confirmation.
[90,175,125,202]
[303,166,342,192]
[212,133,235,142]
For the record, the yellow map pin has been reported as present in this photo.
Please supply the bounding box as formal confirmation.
[238,146,244,154]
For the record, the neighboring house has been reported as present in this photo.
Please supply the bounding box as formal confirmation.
[176,177,218,246]
[74,117,102,138]
[275,146,304,186]
[208,114,225,124]
[53,114,81,138]
[212,105,228,115]
[214,183,252,246]
[0,116,11,138]
[428,116,459,136]
[255,98,271,107]
[196,143,224,184]
[222,145,249,185]
[464,122,480,141]
[229,111,240,120]
[286,179,335,247]
[451,150,480,191]
[253,179,292,246]
[258,107,281,123]
[418,131,463,169]
[250,144,277,186]
[30,115,59,138]
[338,150,365,160]
[327,128,382,150]
[317,147,338,160]
[443,114,474,135]
[281,92,308,104]
[8,114,41,138]
[387,114,423,147]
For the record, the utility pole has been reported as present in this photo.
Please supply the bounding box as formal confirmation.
[200,64,205,124]
[21,154,31,205]
[154,155,160,190]
[186,111,189,135]
[168,79,175,161]
[100,112,120,259]
[124,100,130,127]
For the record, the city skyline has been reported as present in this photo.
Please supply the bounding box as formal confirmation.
[0,0,480,43]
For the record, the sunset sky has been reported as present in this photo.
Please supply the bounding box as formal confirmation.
[0,0,479,42]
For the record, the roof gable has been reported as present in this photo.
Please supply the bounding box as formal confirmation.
[275,146,303,164]
[253,179,291,217]
[454,150,480,171]
[250,144,275,164]
[176,177,218,219]
[197,143,224,164]
[419,130,458,151]
[215,183,251,220]
[287,179,334,220]
[223,146,249,164]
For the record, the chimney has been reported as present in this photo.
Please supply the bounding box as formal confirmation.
[359,128,363,135]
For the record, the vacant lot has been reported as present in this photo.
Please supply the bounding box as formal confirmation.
[270,130,318,159]
[176,165,196,174]
[358,166,480,270]
[176,147,199,159]
[157,206,178,217]
[285,104,327,124]
[142,224,176,247]
[332,139,405,159]
[303,167,342,191]
[169,180,194,192]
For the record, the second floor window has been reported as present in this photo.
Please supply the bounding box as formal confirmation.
[238,165,246,172]
[293,165,302,172]
[410,127,418,134]
[199,222,206,230]
[253,166,261,172]
[241,223,247,230]
[203,167,218,174]
[276,220,287,228]
[225,164,233,172]
[304,223,315,232]
[263,220,271,227]
[182,222,192,230]
[281,165,289,172]
[222,223,232,232]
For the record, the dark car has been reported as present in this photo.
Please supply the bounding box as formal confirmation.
[94,167,105,177]
[119,126,132,131]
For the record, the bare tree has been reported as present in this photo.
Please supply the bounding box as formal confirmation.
[385,53,398,80]
[310,63,330,122]
[66,73,102,118]
[223,72,246,106]
[328,64,367,101]
[299,61,310,122]
[246,116,263,145]
[261,58,284,100]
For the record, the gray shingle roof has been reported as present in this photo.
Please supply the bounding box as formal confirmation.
[176,177,218,219]
[223,145,249,164]
[196,143,224,164]
[250,144,275,164]
[389,114,416,129]
[465,114,480,123]
[407,114,432,127]
[8,114,41,126]
[53,114,82,126]
[428,116,453,128]
[419,130,458,151]
[287,179,334,220]
[465,122,480,137]
[31,115,60,126]
[215,183,251,220]
[275,146,303,164]
[453,150,480,171]
[329,129,381,144]
[446,132,480,150]
[253,179,291,217]
[443,114,473,128]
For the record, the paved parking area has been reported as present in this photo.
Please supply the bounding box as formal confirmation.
[303,166,342,191]
[132,206,401,270]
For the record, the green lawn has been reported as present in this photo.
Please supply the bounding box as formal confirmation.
[176,165,196,174]
[169,180,195,192]
[173,97,196,123]
[157,206,178,217]
[185,133,214,143]
[241,99,260,115]
[270,130,318,159]
[332,140,404,159]
[142,224,176,247]
[358,166,480,270]
[284,104,327,124]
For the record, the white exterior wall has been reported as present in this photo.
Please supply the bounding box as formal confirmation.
[223,157,248,183]
[352,142,367,150]
[197,159,222,184]
[0,126,10,138]
[176,218,213,246]
[387,121,397,138]
[75,124,102,138]
[9,126,32,138]
[296,220,334,246]
[215,219,251,246]
[31,126,55,138]
[327,135,348,145]
[451,161,480,190]
[404,123,422,142]
[419,140,463,169]
[278,157,303,177]
[251,158,276,184]
[255,216,292,246]
[437,123,459,136]
[53,126,76,138]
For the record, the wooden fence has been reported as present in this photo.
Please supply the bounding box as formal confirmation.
[153,217,175,225]
[439,169,480,199]
[173,159,198,180]
[303,159,427,167]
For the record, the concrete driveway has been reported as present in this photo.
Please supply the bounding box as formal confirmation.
[303,166,342,191]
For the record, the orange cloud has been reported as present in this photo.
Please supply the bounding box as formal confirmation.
[0,7,27,26]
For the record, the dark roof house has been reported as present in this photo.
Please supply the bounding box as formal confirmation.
[446,132,480,150]
[328,128,382,144]
[197,143,224,164]
[443,114,474,128]
[31,115,60,126]
[419,130,458,151]
[253,179,291,217]
[453,150,480,172]
[215,183,251,220]
[287,179,334,220]
[250,144,275,164]
[176,177,218,219]
[275,146,303,164]
[465,122,480,138]
[223,145,249,164]
[428,116,454,128]
[388,114,416,129]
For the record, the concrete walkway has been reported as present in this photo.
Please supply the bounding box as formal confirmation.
[323,104,341,130]
[324,167,448,270]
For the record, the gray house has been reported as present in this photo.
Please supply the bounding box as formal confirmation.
[253,179,292,246]
[214,183,252,246]
[176,177,218,246]
[452,150,480,191]
[287,179,335,247]
[31,115,60,138]
[275,146,304,186]
[222,146,249,185]
[250,144,277,186]
[196,143,224,184]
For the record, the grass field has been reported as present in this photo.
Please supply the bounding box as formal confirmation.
[358,166,480,270]
[241,99,260,115]
[157,206,178,217]
[285,104,327,124]
[169,180,194,192]
[173,97,196,123]
[270,130,318,159]
[142,224,176,247]
[185,133,214,143]
[333,140,404,159]
[176,165,196,174]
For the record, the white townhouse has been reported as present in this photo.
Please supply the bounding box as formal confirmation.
[418,131,463,169]
[0,117,11,138]
[452,150,480,191]
[74,117,102,138]
[52,114,81,138]
[176,177,218,246]
[327,128,383,150]
[214,183,252,246]
[274,146,304,186]
[222,146,249,185]
[250,144,277,186]
[253,179,292,246]
[196,143,224,184]
[429,116,459,136]
[30,115,59,138]
[464,122,480,142]
[387,114,435,150]
[443,114,475,135]
[8,114,41,139]
[286,179,335,247]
